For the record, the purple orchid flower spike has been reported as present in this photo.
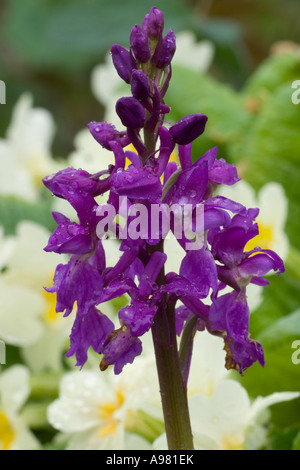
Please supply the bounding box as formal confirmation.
[42,7,286,451]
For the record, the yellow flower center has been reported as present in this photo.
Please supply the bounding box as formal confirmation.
[124,144,179,176]
[0,411,15,450]
[98,389,125,437]
[221,434,244,450]
[245,220,274,252]
[124,144,136,169]
[42,274,60,325]
[22,154,49,190]
[169,148,179,164]
[43,289,59,325]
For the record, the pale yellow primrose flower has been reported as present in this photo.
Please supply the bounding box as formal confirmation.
[0,227,16,271]
[0,221,72,371]
[154,380,300,450]
[0,93,61,202]
[0,225,43,347]
[171,31,214,73]
[47,350,161,450]
[187,331,230,399]
[0,365,40,450]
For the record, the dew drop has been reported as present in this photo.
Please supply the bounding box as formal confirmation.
[180,196,188,204]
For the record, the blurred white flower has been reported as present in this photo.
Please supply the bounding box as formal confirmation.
[187,331,230,398]
[154,379,300,450]
[68,127,114,174]
[0,227,16,271]
[0,93,61,202]
[0,221,72,371]
[47,351,161,450]
[66,126,114,196]
[0,365,40,450]
[172,31,214,72]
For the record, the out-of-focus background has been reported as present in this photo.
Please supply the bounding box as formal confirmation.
[0,0,299,451]
[1,0,299,152]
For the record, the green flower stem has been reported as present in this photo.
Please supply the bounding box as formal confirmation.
[29,371,62,400]
[126,409,165,443]
[21,401,53,429]
[143,123,157,159]
[148,241,194,450]
[179,315,198,391]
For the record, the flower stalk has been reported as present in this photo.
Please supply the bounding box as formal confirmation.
[42,6,285,451]
[151,302,194,449]
[148,241,194,449]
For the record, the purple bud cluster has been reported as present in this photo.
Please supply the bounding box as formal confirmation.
[43,8,284,377]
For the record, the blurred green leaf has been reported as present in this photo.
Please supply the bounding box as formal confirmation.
[258,309,300,346]
[225,51,300,252]
[234,84,300,251]
[243,51,300,100]
[268,424,300,451]
[3,0,192,70]
[292,429,300,450]
[168,54,300,252]
[0,196,55,234]
[239,306,300,429]
[193,18,252,87]
[167,65,253,157]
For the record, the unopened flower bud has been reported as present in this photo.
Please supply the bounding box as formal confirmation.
[131,69,151,102]
[146,7,164,39]
[169,113,208,145]
[116,97,146,129]
[130,25,151,63]
[111,44,136,84]
[154,30,176,68]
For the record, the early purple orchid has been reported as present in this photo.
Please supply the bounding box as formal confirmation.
[43,7,284,450]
